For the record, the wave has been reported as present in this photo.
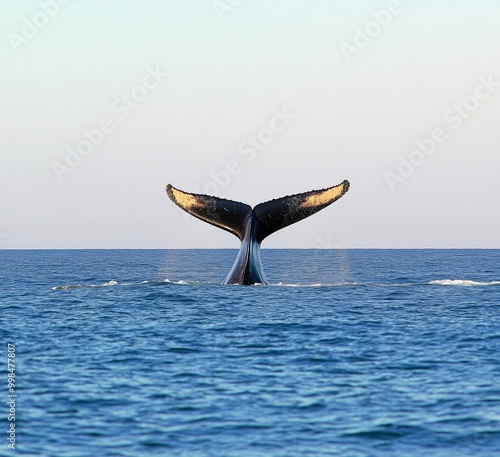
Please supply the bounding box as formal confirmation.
[52,280,120,290]
[428,279,500,287]
[52,278,500,291]
[50,278,194,291]
[274,281,362,287]
[144,279,192,285]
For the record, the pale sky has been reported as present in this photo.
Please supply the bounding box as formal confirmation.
[1,0,499,249]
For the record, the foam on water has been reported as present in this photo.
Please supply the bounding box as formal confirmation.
[51,280,120,291]
[274,281,361,287]
[428,279,500,286]
[51,278,195,291]
[52,278,500,290]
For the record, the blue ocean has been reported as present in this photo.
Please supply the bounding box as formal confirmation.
[1,249,500,457]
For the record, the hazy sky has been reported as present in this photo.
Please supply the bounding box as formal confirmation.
[1,0,499,249]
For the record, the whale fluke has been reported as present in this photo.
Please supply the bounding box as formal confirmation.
[166,184,251,240]
[253,181,350,242]
[166,181,350,285]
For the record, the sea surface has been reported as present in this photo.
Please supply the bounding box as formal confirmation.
[1,249,500,457]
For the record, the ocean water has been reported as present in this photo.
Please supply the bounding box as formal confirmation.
[1,249,500,457]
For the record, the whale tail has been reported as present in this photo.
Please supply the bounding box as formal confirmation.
[166,180,350,242]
